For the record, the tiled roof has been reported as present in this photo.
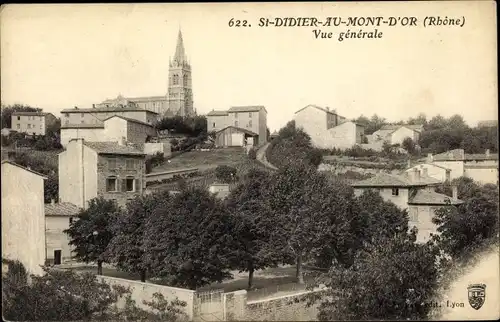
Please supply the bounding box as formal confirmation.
[83,141,145,155]
[45,202,81,217]
[408,189,463,205]
[207,110,229,116]
[11,111,48,116]
[1,160,48,179]
[216,126,258,136]
[351,172,441,187]
[228,106,267,113]
[104,115,154,128]
[380,124,424,132]
[61,124,104,129]
[61,107,158,114]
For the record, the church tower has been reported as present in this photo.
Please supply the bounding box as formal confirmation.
[167,29,194,117]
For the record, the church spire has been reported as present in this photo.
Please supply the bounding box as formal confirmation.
[173,28,186,65]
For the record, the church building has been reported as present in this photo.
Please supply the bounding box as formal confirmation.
[94,29,195,118]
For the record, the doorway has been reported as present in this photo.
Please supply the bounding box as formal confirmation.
[54,250,62,265]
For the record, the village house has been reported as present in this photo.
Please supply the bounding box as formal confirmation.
[406,149,499,185]
[60,105,159,127]
[60,115,158,147]
[293,104,365,149]
[45,201,81,265]
[1,161,47,275]
[11,111,58,136]
[207,106,268,147]
[59,139,146,209]
[371,124,424,146]
[351,168,462,243]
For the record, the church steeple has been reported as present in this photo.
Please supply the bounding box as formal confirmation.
[173,28,187,65]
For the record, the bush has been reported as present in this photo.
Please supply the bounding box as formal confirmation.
[215,165,237,183]
[145,152,165,174]
[248,147,257,160]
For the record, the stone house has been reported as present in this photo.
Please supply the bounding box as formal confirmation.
[371,124,424,146]
[60,115,157,147]
[59,139,146,209]
[1,160,47,275]
[11,111,58,136]
[407,149,499,185]
[215,126,259,147]
[60,106,158,127]
[351,168,462,243]
[293,104,365,149]
[207,106,268,146]
[45,201,81,265]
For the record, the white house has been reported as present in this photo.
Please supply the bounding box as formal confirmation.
[60,115,157,147]
[408,149,499,185]
[294,104,365,149]
[371,124,424,145]
[1,161,47,275]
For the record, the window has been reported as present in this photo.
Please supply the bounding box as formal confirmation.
[125,177,135,192]
[234,112,238,118]
[126,159,135,170]
[173,74,179,85]
[235,121,238,127]
[409,208,419,222]
[81,113,84,118]
[391,188,399,196]
[81,120,85,124]
[108,159,117,169]
[106,177,118,192]
[27,124,31,129]
[17,116,20,120]
[183,74,188,86]
[249,120,252,127]
[69,217,74,224]
[249,112,252,118]
[16,124,20,129]
[64,113,69,117]
[213,122,216,128]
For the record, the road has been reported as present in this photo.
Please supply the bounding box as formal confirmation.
[256,143,278,170]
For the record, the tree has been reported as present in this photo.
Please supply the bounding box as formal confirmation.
[144,186,235,290]
[426,115,448,130]
[408,113,427,126]
[266,166,359,283]
[402,137,416,155]
[248,147,257,160]
[225,169,281,289]
[64,198,119,275]
[215,165,237,183]
[317,232,441,321]
[44,174,59,203]
[106,192,171,282]
[2,259,188,321]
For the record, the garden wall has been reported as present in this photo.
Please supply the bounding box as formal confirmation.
[98,275,196,320]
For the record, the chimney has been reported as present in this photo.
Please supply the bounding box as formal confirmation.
[427,153,433,163]
[486,149,490,157]
[452,185,458,200]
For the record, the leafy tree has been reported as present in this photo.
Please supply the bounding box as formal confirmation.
[144,186,235,290]
[44,174,59,203]
[2,259,188,321]
[407,113,427,126]
[106,192,171,282]
[402,137,416,155]
[65,198,119,275]
[426,114,447,130]
[266,166,359,283]
[225,169,281,289]
[354,114,387,134]
[432,178,499,260]
[317,232,441,321]
[248,147,257,160]
[157,115,207,137]
[215,165,237,183]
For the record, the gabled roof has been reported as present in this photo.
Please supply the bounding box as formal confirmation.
[1,160,48,179]
[380,124,424,132]
[408,189,463,206]
[351,172,441,188]
[11,111,48,116]
[228,106,267,114]
[216,126,258,136]
[83,141,145,156]
[295,104,339,116]
[61,124,105,129]
[61,107,158,114]
[103,115,154,127]
[45,202,81,217]
[207,110,229,116]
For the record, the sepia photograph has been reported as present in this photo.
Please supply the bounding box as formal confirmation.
[1,2,498,321]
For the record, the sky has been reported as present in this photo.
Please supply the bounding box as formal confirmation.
[1,2,497,132]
